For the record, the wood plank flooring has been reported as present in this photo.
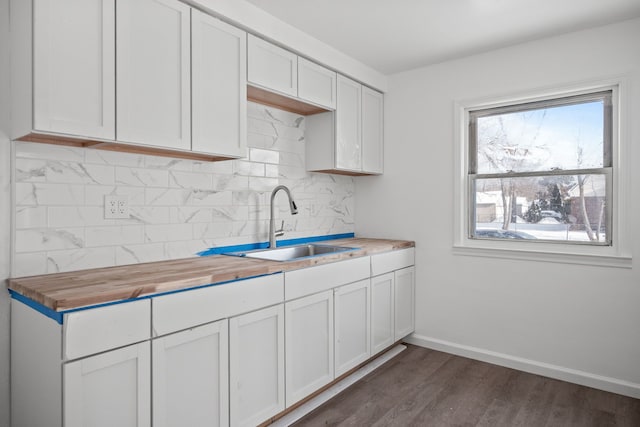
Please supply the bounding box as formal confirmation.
[291,345,640,426]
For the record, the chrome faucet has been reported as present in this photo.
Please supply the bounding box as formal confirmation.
[269,185,298,248]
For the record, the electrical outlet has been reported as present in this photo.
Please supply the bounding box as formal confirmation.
[104,195,130,219]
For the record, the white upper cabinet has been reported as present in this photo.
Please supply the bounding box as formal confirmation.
[362,86,384,174]
[116,0,191,150]
[192,10,247,158]
[248,34,298,97]
[335,75,363,171]
[14,0,116,140]
[306,75,384,175]
[298,57,337,109]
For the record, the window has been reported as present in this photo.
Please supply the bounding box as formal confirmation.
[468,90,613,246]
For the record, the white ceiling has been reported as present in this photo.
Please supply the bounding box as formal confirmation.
[245,0,640,75]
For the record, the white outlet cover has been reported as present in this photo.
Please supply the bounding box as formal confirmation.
[104,195,130,219]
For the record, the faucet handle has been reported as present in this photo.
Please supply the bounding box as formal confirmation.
[275,220,285,237]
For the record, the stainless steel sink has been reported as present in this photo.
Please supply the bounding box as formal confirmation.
[223,244,357,262]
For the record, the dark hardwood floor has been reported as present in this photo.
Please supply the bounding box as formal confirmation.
[292,344,640,426]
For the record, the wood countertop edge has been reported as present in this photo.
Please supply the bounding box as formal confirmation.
[8,238,415,311]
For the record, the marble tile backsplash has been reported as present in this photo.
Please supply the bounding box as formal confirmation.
[13,103,355,276]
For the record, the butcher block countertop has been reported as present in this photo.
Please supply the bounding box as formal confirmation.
[8,237,414,311]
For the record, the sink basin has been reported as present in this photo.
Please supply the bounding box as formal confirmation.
[224,244,357,262]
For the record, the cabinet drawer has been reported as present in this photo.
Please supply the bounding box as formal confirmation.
[63,299,151,361]
[285,257,370,301]
[153,273,284,336]
[371,247,415,276]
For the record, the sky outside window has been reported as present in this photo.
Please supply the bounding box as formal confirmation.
[476,100,604,174]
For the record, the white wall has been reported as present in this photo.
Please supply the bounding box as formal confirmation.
[356,18,640,397]
[0,0,11,422]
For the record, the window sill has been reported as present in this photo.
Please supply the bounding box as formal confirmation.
[452,245,632,269]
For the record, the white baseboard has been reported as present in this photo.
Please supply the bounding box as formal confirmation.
[406,334,640,400]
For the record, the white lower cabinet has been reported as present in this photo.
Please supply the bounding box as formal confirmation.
[63,342,151,427]
[229,305,285,427]
[394,266,416,340]
[152,319,229,427]
[285,290,334,406]
[334,279,371,376]
[371,265,416,355]
[11,249,414,427]
[371,272,395,355]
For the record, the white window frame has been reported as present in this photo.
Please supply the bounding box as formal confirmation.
[453,79,631,268]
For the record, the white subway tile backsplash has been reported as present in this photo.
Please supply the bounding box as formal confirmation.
[144,223,192,243]
[169,170,212,189]
[85,148,146,167]
[249,148,280,164]
[211,175,249,192]
[116,166,169,187]
[15,183,85,206]
[192,160,234,174]
[15,228,84,253]
[144,156,194,172]
[46,247,116,274]
[86,225,144,247]
[14,158,47,182]
[212,206,249,222]
[129,207,171,224]
[193,221,235,240]
[13,253,48,276]
[115,243,165,265]
[15,206,47,229]
[46,162,115,185]
[13,102,354,275]
[169,207,213,224]
[233,160,265,177]
[248,177,279,192]
[247,133,275,149]
[15,141,84,162]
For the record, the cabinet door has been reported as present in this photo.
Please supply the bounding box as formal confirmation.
[371,272,395,355]
[33,0,115,139]
[64,342,151,427]
[248,35,297,97]
[229,305,285,427]
[362,86,384,174]
[334,279,370,377]
[298,57,337,109]
[192,10,247,158]
[285,291,334,406]
[152,319,229,427]
[394,266,415,340]
[335,75,362,171]
[117,0,191,150]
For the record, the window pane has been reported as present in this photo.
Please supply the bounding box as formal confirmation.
[472,174,609,244]
[475,100,605,174]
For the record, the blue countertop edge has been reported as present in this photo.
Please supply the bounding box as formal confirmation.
[9,233,356,325]
[196,232,356,256]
